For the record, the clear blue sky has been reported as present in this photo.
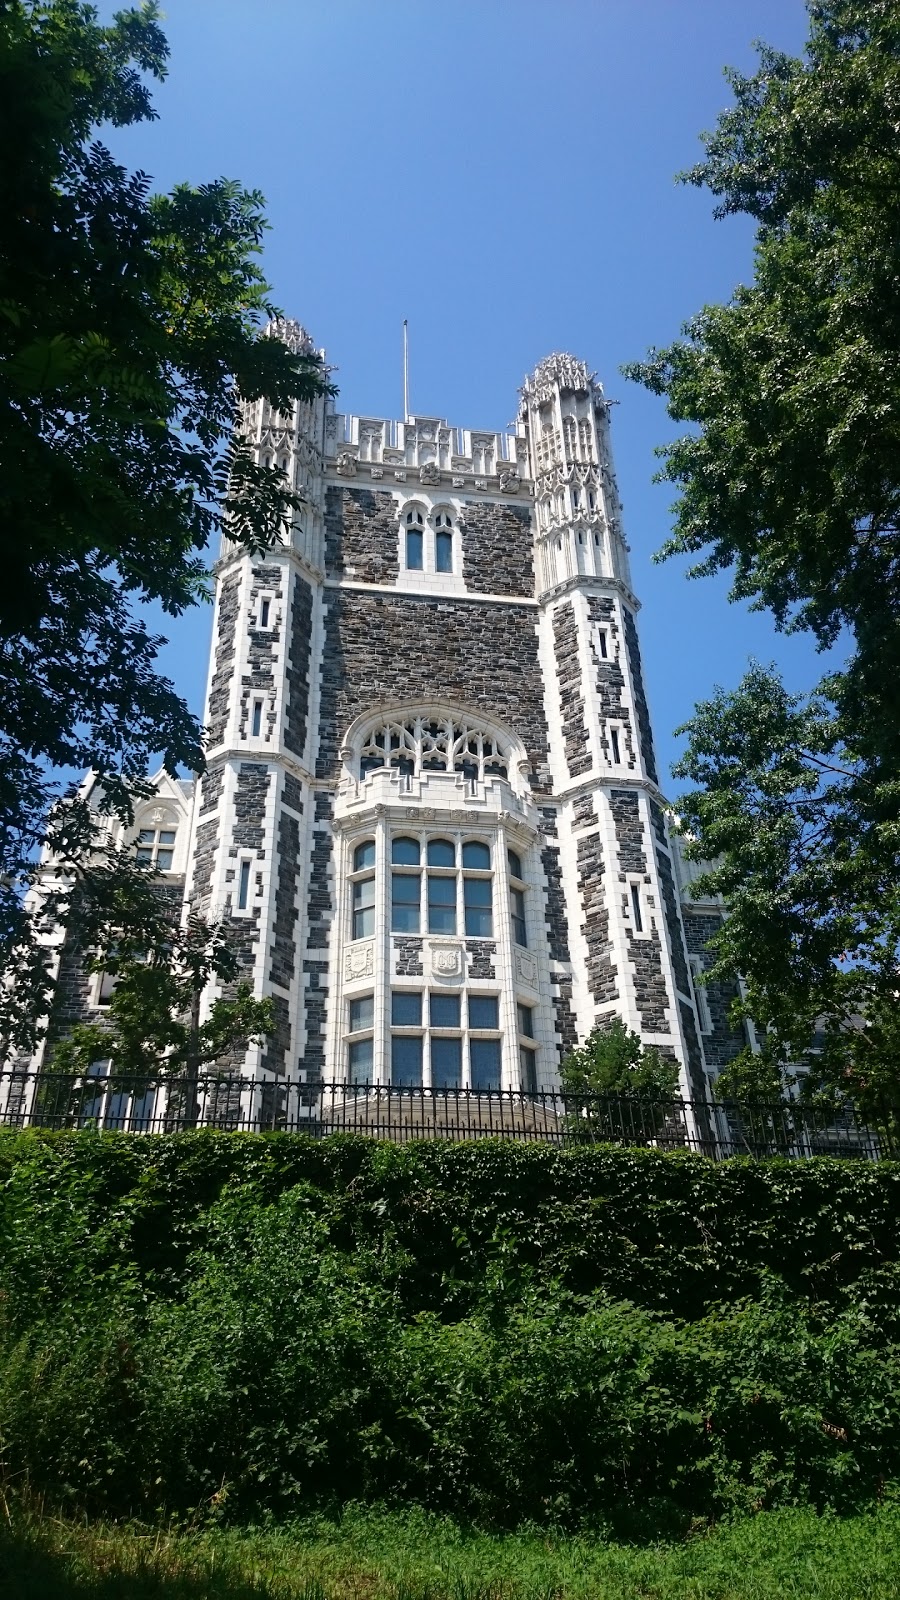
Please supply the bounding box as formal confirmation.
[112,0,819,792]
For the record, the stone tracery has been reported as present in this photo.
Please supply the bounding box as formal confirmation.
[357,713,510,784]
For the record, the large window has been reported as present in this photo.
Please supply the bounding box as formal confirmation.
[387,986,502,1089]
[387,835,493,938]
[136,826,177,872]
[350,839,376,939]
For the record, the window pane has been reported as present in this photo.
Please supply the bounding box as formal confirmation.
[349,1037,373,1085]
[468,995,499,1029]
[392,836,420,865]
[156,849,174,872]
[349,994,374,1033]
[392,991,422,1027]
[464,876,493,937]
[520,1045,537,1094]
[507,848,523,879]
[517,1003,535,1038]
[136,848,153,865]
[462,841,490,870]
[435,531,453,572]
[354,840,376,871]
[471,1037,501,1091]
[238,860,251,911]
[158,830,177,845]
[430,992,460,1028]
[392,1034,423,1087]
[352,875,375,938]
[432,1035,461,1088]
[406,529,423,569]
[427,838,455,867]
[392,873,420,932]
[511,887,527,948]
[137,830,155,843]
[427,875,457,933]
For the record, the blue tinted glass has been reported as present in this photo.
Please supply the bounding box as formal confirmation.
[435,531,453,572]
[392,837,420,865]
[471,1037,501,1090]
[392,873,420,903]
[392,1034,423,1086]
[468,995,499,1029]
[464,878,491,906]
[349,1037,373,1084]
[430,993,460,1028]
[349,995,374,1032]
[507,849,523,878]
[462,841,490,870]
[391,991,422,1026]
[354,840,376,870]
[407,529,423,569]
[432,1035,461,1088]
[427,838,455,867]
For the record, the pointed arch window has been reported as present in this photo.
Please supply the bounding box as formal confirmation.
[434,511,454,573]
[405,509,424,570]
[358,714,509,787]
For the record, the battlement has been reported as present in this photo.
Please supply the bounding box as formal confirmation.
[323,411,526,488]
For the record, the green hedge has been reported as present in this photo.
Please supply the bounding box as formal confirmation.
[1,1131,900,1530]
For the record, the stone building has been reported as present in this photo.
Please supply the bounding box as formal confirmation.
[14,320,746,1117]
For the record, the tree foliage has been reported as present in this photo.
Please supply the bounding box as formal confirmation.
[0,2,330,1050]
[625,1,900,1092]
[560,1018,680,1101]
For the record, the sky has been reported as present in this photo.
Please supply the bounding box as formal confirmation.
[111,0,819,792]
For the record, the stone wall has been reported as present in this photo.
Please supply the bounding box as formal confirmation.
[609,789,670,1036]
[459,502,534,598]
[538,808,577,1058]
[298,792,334,1089]
[206,575,240,748]
[577,831,617,1007]
[317,590,550,787]
[325,486,400,585]
[622,608,658,785]
[683,909,748,1070]
[552,601,591,778]
[284,573,313,762]
[587,596,636,770]
[238,564,284,745]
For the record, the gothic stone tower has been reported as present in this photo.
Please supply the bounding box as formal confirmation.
[183,326,713,1112]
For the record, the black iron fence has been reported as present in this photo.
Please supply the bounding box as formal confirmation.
[0,1068,895,1159]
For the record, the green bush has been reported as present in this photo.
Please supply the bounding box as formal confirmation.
[1,1131,900,1529]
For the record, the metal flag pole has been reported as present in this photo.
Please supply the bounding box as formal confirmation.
[403,318,410,422]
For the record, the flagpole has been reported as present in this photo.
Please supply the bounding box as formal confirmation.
[403,318,410,422]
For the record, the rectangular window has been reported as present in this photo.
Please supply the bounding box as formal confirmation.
[237,859,251,911]
[510,886,527,948]
[463,876,492,937]
[435,531,453,572]
[520,1045,537,1094]
[260,598,270,628]
[406,529,423,569]
[517,1003,534,1038]
[610,727,621,764]
[352,875,375,939]
[136,828,154,865]
[392,871,421,932]
[630,883,644,934]
[430,992,460,1028]
[97,969,117,1007]
[251,699,263,737]
[690,957,713,1035]
[427,873,457,934]
[349,1037,374,1084]
[468,994,499,1030]
[598,629,608,659]
[349,994,374,1033]
[156,848,174,872]
[392,1033,423,1087]
[470,1037,501,1091]
[432,1035,461,1089]
[391,990,422,1027]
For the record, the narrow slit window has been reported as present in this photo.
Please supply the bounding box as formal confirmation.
[598,629,608,659]
[405,509,424,570]
[630,883,644,934]
[237,859,251,911]
[260,599,270,628]
[610,727,621,764]
[251,699,263,737]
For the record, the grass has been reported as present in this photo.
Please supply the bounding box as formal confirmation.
[2,1501,900,1599]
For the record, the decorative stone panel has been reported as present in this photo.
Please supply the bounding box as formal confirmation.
[316,589,550,788]
[459,502,534,598]
[552,601,591,777]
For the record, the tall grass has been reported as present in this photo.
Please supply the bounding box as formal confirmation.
[2,1501,900,1599]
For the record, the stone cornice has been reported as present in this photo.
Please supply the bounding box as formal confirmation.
[536,572,641,613]
[323,578,539,609]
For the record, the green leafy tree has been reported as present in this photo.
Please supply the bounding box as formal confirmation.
[0,2,330,1050]
[625,1,900,1100]
[559,1020,679,1144]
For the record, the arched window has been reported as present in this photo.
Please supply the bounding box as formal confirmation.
[357,714,509,786]
[405,509,424,570]
[434,511,454,573]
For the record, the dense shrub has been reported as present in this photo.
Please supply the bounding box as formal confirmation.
[1,1131,900,1528]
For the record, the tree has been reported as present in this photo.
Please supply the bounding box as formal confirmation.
[559,1020,679,1144]
[0,2,330,1049]
[625,1,900,1097]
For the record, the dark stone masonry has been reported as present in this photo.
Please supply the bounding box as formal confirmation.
[306,792,333,952]
[317,589,550,787]
[284,572,313,762]
[577,831,617,1006]
[459,502,535,598]
[609,788,647,875]
[552,601,591,778]
[538,808,577,1058]
[206,575,240,748]
[465,941,496,981]
[623,609,658,785]
[325,486,401,585]
[395,939,424,977]
[587,596,636,770]
[683,909,748,1070]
